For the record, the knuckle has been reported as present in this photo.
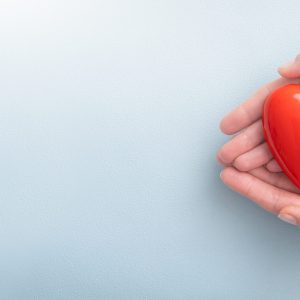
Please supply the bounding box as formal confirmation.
[239,105,252,125]
[239,131,252,148]
[272,189,284,213]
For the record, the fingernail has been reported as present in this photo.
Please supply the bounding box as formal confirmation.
[220,170,224,179]
[278,213,297,225]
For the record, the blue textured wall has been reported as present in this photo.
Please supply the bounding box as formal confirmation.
[1,0,300,298]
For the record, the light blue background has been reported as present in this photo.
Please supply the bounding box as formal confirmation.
[1,0,300,299]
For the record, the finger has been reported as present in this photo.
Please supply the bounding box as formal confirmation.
[220,167,300,214]
[249,167,300,194]
[220,77,300,135]
[278,54,300,79]
[233,142,272,172]
[217,119,264,164]
[266,159,282,173]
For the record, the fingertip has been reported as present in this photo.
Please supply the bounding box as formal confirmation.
[216,152,225,165]
[277,63,300,79]
[277,66,294,79]
[277,60,294,76]
[219,118,229,134]
[278,213,297,226]
[278,206,300,226]
[217,154,231,166]
[219,166,237,183]
[277,66,287,77]
[217,145,233,165]
[219,117,236,135]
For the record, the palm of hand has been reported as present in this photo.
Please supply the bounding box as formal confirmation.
[218,73,300,225]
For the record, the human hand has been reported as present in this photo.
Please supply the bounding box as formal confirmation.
[217,54,300,226]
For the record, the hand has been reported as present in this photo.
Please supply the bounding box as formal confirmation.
[217,54,300,226]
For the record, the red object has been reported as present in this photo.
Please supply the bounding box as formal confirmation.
[263,84,300,188]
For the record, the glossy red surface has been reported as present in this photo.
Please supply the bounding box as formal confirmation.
[263,84,300,188]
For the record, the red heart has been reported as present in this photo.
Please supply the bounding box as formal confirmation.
[263,84,300,188]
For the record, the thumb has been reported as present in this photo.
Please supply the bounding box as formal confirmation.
[278,54,300,78]
[278,205,300,226]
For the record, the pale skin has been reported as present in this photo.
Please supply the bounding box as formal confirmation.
[217,54,300,226]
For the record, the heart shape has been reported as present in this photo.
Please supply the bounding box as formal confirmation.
[263,84,300,188]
